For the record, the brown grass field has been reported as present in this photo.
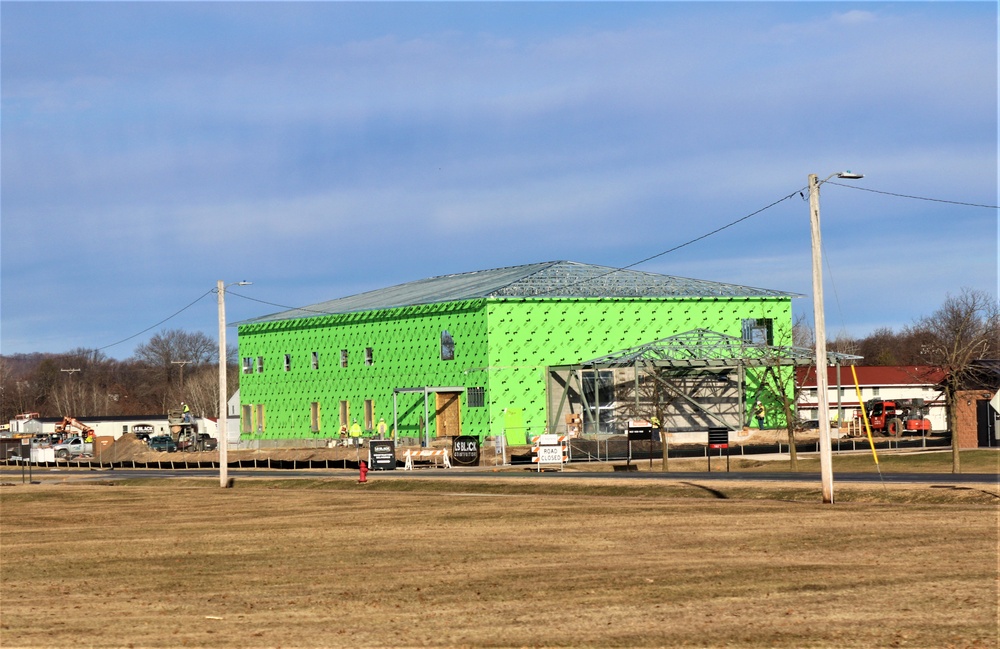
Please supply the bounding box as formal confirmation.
[1,459,998,648]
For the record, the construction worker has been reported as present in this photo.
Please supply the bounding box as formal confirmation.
[349,420,362,446]
[182,402,191,424]
[376,418,388,439]
[650,416,661,442]
[754,401,766,429]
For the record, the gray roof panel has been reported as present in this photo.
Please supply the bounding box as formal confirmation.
[240,261,797,325]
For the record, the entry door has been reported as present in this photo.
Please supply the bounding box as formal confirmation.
[435,392,462,438]
[977,399,998,447]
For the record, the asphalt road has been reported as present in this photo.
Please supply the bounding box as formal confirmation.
[4,465,997,485]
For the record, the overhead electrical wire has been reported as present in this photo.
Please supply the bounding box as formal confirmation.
[827,181,999,209]
[95,181,994,352]
[97,289,216,352]
[529,187,807,297]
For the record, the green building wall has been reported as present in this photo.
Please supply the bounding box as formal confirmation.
[237,295,791,443]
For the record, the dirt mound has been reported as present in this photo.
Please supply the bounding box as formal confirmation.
[96,434,152,462]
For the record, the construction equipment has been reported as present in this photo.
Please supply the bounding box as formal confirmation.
[856,398,931,437]
[54,417,95,438]
[167,406,202,452]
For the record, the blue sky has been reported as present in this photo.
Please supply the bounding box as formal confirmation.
[2,2,997,359]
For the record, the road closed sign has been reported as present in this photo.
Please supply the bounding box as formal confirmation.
[536,445,564,464]
[532,434,568,471]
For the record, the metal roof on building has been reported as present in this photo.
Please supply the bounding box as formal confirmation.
[797,365,947,388]
[240,260,798,325]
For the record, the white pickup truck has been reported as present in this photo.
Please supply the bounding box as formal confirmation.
[52,437,94,460]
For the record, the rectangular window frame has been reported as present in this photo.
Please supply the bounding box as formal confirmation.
[467,387,485,408]
[339,400,349,429]
[340,349,348,368]
[312,351,320,370]
[241,405,252,433]
[364,399,374,430]
[255,404,265,432]
[284,354,291,372]
[364,347,373,366]
[310,402,321,432]
[741,318,774,346]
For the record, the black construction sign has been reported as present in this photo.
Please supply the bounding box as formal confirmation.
[369,440,396,471]
[627,420,654,441]
[452,436,480,466]
[708,427,730,449]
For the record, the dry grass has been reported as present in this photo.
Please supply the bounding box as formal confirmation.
[1,478,997,649]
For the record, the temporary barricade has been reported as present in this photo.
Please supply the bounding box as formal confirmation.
[402,448,452,470]
[531,434,567,471]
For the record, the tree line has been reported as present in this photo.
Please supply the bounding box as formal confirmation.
[0,330,239,423]
[2,289,996,428]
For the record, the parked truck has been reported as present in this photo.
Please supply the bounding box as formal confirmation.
[856,398,932,437]
[52,436,94,459]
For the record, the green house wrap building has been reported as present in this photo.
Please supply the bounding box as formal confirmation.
[235,261,795,444]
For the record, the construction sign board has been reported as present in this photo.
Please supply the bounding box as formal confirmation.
[532,434,567,471]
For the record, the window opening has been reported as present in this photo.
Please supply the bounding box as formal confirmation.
[256,356,264,373]
[312,351,320,370]
[340,349,348,368]
[467,387,485,408]
[364,400,374,430]
[242,357,253,374]
[741,318,774,346]
[441,330,455,361]
[365,347,373,366]
[241,405,252,433]
[255,404,265,432]
[284,354,291,372]
[310,402,321,432]
[339,401,349,429]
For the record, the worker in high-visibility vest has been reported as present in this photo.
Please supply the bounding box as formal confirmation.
[754,402,766,429]
[376,418,388,439]
[349,420,362,446]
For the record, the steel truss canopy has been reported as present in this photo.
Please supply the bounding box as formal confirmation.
[579,329,861,369]
[546,329,862,434]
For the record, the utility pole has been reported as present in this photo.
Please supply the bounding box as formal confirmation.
[171,360,192,394]
[218,280,251,488]
[59,369,82,415]
[808,174,835,504]
[808,170,864,505]
[218,280,230,488]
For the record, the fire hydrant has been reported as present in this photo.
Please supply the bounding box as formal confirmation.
[358,460,369,484]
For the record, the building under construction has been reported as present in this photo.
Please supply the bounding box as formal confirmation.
[235,260,803,444]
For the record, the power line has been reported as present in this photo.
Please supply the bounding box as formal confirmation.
[530,187,804,297]
[827,181,999,209]
[226,291,333,316]
[97,289,215,352]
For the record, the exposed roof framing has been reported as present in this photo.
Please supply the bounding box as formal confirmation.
[577,329,862,369]
[240,261,798,325]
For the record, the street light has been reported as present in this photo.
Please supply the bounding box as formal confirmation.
[809,171,863,504]
[218,280,251,488]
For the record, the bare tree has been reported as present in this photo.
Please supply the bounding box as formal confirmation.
[914,288,999,472]
[132,329,218,407]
